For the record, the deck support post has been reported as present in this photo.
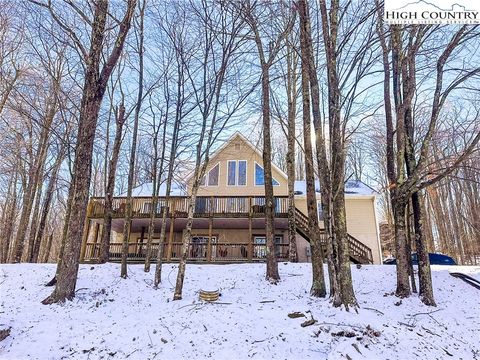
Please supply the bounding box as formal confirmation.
[80,219,91,262]
[92,222,100,260]
[248,197,253,262]
[167,216,174,261]
[207,215,213,262]
[139,226,145,254]
[93,222,100,243]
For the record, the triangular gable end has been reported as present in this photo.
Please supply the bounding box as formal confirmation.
[185,131,288,183]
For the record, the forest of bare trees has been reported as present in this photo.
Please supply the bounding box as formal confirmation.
[0,0,479,309]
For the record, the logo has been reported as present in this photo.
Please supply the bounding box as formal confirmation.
[384,0,480,24]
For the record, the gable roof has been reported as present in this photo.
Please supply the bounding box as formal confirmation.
[185,131,288,183]
[120,181,186,197]
[294,179,376,197]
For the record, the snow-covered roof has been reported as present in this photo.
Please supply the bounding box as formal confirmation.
[294,180,376,196]
[123,179,374,197]
[120,182,186,197]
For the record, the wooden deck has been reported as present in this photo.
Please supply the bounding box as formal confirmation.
[87,196,290,219]
[83,242,290,263]
[82,195,373,264]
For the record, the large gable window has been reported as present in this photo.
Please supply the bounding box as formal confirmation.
[208,164,219,186]
[227,161,236,186]
[200,163,219,186]
[238,160,247,185]
[227,160,247,186]
[255,162,279,186]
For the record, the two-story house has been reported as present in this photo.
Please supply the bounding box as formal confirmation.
[80,132,382,264]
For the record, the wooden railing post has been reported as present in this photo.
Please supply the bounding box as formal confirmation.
[80,219,91,262]
[139,226,145,254]
[207,216,213,262]
[248,197,253,262]
[167,215,174,261]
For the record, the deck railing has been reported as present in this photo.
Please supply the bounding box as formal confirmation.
[88,196,289,219]
[83,242,290,263]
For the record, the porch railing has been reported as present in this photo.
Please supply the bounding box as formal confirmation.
[88,196,289,219]
[83,242,290,263]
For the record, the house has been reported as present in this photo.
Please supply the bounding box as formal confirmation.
[80,133,382,264]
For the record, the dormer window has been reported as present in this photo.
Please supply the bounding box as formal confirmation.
[227,160,247,186]
[255,162,280,186]
[200,163,219,186]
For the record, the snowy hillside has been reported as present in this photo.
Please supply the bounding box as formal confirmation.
[1,263,479,360]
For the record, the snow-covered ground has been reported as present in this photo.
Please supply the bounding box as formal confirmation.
[1,263,479,360]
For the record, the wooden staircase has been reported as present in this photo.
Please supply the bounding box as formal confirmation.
[294,208,373,264]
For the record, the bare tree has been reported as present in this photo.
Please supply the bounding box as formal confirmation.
[376,2,480,304]
[173,0,252,298]
[121,0,146,279]
[235,0,295,283]
[142,105,167,272]
[298,3,327,297]
[99,99,125,263]
[38,0,136,303]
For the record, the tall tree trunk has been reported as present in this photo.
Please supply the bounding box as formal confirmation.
[317,0,357,307]
[405,201,417,293]
[144,110,167,272]
[393,198,411,297]
[298,14,326,297]
[286,39,298,263]
[261,64,280,283]
[0,171,18,263]
[11,179,34,262]
[412,191,435,305]
[173,192,197,300]
[121,0,145,278]
[143,143,159,273]
[31,148,64,263]
[333,190,357,308]
[154,72,182,288]
[298,0,337,300]
[99,103,125,263]
[42,233,54,263]
[27,176,45,261]
[42,0,136,303]
[12,79,58,262]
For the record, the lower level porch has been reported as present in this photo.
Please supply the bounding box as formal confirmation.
[81,217,299,263]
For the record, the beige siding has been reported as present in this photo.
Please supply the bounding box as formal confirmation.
[187,135,288,196]
[345,197,381,264]
[103,133,380,264]
[294,196,382,264]
[295,235,311,262]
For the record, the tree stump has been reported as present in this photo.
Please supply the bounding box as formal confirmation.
[199,289,219,302]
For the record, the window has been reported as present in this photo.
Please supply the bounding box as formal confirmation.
[190,236,217,259]
[207,164,219,186]
[200,163,219,186]
[254,236,284,259]
[238,160,247,185]
[317,201,324,221]
[227,160,247,186]
[255,162,280,186]
[227,161,236,186]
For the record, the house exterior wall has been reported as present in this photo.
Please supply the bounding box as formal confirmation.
[293,196,381,264]
[99,134,381,264]
[114,229,288,245]
[187,135,288,196]
[109,198,380,264]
